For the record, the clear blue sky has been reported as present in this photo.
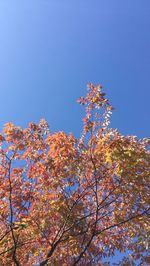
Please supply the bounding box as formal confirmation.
[0,0,150,139]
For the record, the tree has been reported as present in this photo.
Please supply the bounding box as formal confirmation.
[0,83,149,266]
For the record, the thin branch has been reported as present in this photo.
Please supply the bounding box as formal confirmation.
[95,207,150,236]
[8,160,21,266]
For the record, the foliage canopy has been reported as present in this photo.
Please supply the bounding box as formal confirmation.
[0,84,149,265]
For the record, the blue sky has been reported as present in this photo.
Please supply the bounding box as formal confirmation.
[0,0,150,139]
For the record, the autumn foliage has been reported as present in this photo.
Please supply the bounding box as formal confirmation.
[0,84,149,265]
